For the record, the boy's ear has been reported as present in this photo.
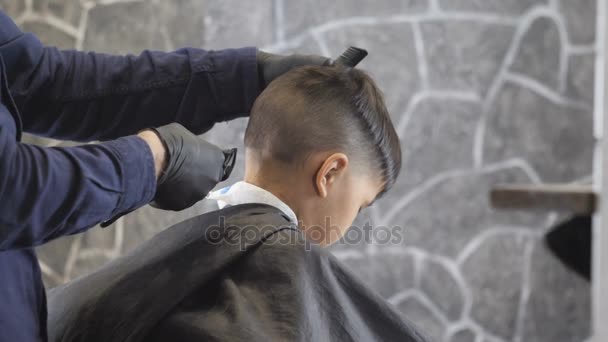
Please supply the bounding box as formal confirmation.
[315,153,349,198]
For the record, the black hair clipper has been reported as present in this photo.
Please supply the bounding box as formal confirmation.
[331,46,368,67]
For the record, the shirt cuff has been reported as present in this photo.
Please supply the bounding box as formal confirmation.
[234,46,261,113]
[104,135,157,215]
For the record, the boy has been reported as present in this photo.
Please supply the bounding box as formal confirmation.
[48,66,427,342]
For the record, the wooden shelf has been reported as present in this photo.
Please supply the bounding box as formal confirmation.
[490,184,597,215]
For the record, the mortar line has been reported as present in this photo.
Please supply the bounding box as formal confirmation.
[513,238,536,342]
[474,5,557,167]
[39,260,64,285]
[505,71,592,110]
[412,22,430,90]
[380,158,542,226]
[397,90,481,135]
[273,0,285,45]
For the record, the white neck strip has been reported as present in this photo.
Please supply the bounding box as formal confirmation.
[207,181,298,224]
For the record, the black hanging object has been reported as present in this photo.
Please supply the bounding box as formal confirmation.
[545,215,592,281]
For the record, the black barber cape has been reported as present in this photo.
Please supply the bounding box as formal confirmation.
[47,203,428,342]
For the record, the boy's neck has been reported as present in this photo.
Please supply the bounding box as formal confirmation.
[243,174,299,220]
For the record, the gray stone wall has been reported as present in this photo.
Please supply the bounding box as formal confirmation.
[3,0,594,341]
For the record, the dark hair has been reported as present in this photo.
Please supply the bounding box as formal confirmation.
[244,65,402,195]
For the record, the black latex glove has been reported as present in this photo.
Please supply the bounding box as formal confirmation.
[257,50,331,87]
[151,123,237,211]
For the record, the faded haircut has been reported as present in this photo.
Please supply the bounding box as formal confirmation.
[244,65,401,194]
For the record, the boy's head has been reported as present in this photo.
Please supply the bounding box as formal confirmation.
[244,65,401,246]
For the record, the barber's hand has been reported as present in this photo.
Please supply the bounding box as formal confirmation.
[145,123,237,211]
[257,50,331,87]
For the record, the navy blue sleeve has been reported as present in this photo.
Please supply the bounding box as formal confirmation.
[0,98,157,250]
[0,11,260,142]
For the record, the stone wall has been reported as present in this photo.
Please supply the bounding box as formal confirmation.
[3,0,594,341]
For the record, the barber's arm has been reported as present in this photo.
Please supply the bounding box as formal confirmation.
[0,101,159,250]
[0,11,256,141]
[0,12,328,142]
[0,104,227,250]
